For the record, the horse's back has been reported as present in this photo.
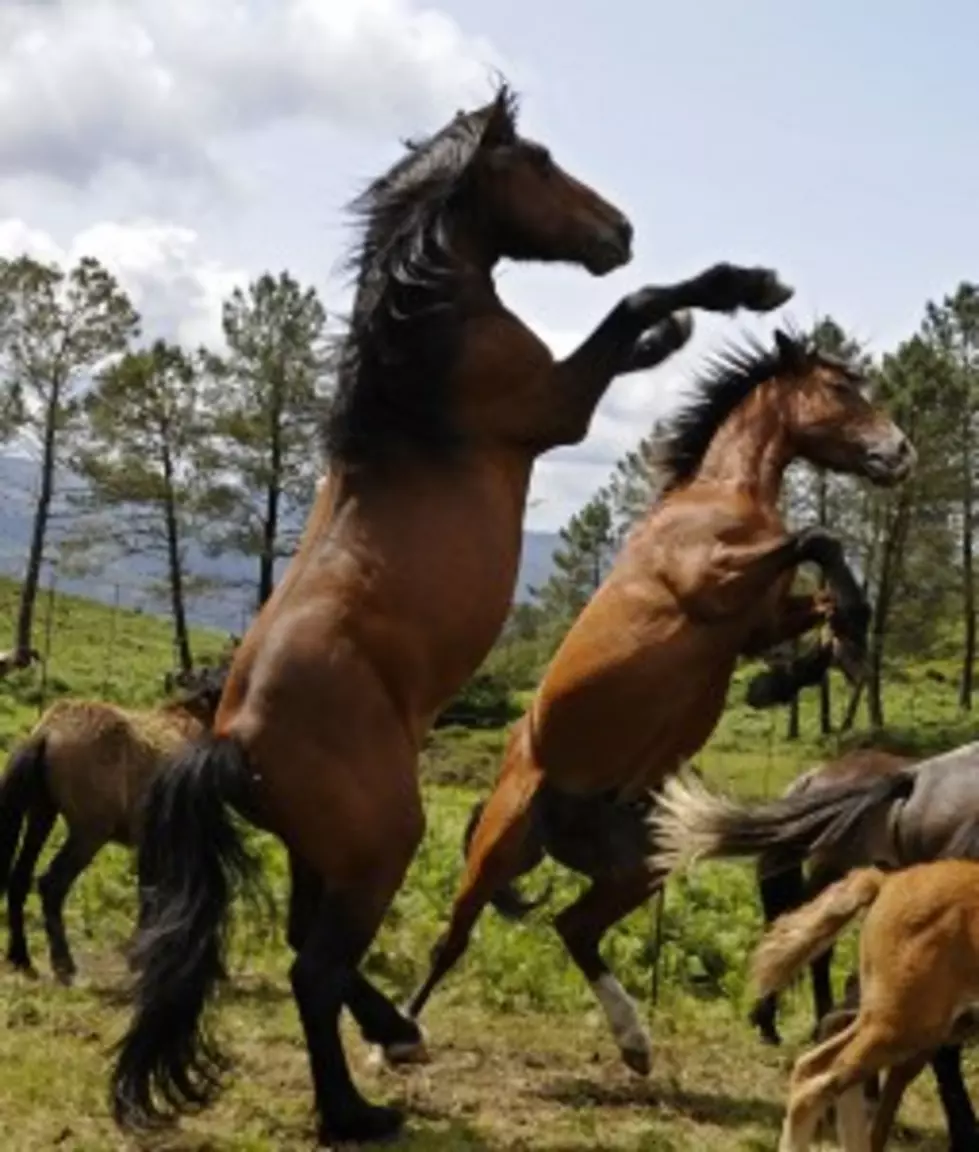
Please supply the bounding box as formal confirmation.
[36,699,196,843]
[790,748,916,798]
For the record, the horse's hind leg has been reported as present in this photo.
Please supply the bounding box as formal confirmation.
[292,886,407,1145]
[37,831,99,984]
[554,867,661,1076]
[288,849,426,1064]
[786,1022,921,1152]
[6,797,56,974]
[749,855,807,1045]
[868,1054,929,1152]
[403,760,542,1029]
[930,1044,979,1152]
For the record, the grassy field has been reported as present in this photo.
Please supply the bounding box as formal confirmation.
[0,578,974,1149]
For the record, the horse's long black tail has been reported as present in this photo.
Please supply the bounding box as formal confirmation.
[649,768,917,875]
[0,738,47,894]
[461,798,552,921]
[111,734,262,1130]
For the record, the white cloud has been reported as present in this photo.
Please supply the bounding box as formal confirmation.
[0,218,246,349]
[0,0,507,187]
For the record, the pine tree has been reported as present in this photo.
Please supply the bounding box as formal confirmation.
[533,493,616,623]
[70,341,206,673]
[198,272,331,607]
[0,255,139,660]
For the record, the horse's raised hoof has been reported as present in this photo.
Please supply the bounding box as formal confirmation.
[318,1102,404,1147]
[620,1044,652,1077]
[742,269,794,313]
[666,309,694,347]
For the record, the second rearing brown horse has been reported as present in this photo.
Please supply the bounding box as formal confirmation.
[109,83,795,1147]
[403,329,917,1078]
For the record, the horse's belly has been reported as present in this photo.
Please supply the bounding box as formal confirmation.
[533,664,732,796]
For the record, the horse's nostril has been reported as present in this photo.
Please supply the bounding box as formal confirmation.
[615,218,634,251]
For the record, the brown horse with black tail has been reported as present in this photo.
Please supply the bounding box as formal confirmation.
[403,329,917,1078]
[110,83,795,1147]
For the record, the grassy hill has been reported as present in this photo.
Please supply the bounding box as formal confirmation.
[0,579,972,1148]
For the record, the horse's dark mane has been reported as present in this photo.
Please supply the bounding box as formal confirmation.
[658,327,835,489]
[323,84,519,466]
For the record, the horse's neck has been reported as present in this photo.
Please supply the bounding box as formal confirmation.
[693,399,791,508]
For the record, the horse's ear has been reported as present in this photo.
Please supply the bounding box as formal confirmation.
[774,328,808,373]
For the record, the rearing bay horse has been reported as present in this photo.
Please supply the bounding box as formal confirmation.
[403,330,916,1077]
[110,84,794,1146]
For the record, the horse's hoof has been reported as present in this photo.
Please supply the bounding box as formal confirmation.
[746,269,794,312]
[319,1103,404,1146]
[53,966,76,988]
[669,310,694,346]
[370,1038,432,1070]
[621,1045,652,1077]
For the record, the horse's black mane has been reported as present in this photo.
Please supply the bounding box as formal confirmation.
[323,84,519,466]
[657,327,852,488]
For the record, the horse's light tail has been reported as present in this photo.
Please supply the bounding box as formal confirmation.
[751,867,886,998]
[646,769,915,876]
[0,738,47,894]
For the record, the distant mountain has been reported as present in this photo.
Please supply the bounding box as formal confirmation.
[0,454,558,634]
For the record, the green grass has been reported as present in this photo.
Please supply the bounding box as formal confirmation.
[0,578,973,1148]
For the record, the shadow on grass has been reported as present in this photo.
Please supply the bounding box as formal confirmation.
[540,1077,948,1149]
[538,1076,785,1131]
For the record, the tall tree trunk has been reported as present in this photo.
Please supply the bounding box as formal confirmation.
[161,438,193,674]
[15,382,59,659]
[786,638,801,740]
[866,493,913,730]
[960,413,975,709]
[816,473,833,734]
[258,384,284,609]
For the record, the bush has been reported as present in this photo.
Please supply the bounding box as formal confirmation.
[435,670,520,730]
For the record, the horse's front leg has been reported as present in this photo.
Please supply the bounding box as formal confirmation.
[670,528,870,677]
[546,263,792,442]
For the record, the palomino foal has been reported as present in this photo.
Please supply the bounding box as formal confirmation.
[754,861,979,1152]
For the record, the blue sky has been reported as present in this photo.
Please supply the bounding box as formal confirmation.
[0,0,975,529]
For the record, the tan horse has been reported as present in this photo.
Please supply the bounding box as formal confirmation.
[0,666,226,983]
[754,861,979,1152]
[110,83,795,1146]
[404,329,916,1076]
